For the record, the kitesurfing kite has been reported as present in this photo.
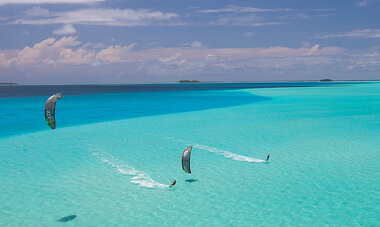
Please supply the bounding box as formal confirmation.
[45,93,62,129]
[182,146,192,173]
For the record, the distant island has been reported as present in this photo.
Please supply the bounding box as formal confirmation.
[320,79,332,82]
[179,80,200,83]
[0,82,17,85]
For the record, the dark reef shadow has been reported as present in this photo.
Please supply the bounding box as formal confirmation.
[1,81,357,137]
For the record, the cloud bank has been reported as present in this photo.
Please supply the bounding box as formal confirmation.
[0,0,105,6]
[0,37,344,67]
[198,6,293,14]
[13,8,181,26]
[1,37,379,83]
[0,0,104,5]
[316,29,380,39]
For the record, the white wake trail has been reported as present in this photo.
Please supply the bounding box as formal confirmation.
[167,138,265,163]
[193,143,266,163]
[92,152,169,189]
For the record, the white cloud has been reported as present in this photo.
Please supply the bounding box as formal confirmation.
[195,6,325,27]
[158,53,186,66]
[306,44,320,55]
[25,6,50,17]
[190,41,202,48]
[159,53,182,62]
[14,8,180,26]
[309,9,335,12]
[277,13,309,20]
[198,5,293,13]
[53,24,76,35]
[0,53,10,67]
[0,0,104,5]
[0,36,83,66]
[96,44,136,63]
[211,15,281,26]
[57,48,95,65]
[316,29,380,39]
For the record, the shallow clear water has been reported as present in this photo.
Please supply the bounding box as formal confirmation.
[0,82,379,226]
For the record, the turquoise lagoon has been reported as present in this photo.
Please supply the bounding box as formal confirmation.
[0,82,379,226]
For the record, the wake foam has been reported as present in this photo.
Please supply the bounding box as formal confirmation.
[193,143,266,163]
[92,152,169,189]
[167,138,265,163]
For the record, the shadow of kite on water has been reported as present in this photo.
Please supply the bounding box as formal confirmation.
[185,179,198,183]
[57,215,77,222]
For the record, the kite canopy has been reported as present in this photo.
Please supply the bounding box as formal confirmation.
[182,146,192,174]
[44,93,62,129]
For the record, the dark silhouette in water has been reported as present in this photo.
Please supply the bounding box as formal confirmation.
[169,179,176,187]
[57,215,77,222]
[185,179,198,183]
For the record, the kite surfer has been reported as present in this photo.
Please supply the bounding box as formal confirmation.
[266,155,270,162]
[170,179,176,188]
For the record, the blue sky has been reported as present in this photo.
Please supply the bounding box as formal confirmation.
[0,0,379,83]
